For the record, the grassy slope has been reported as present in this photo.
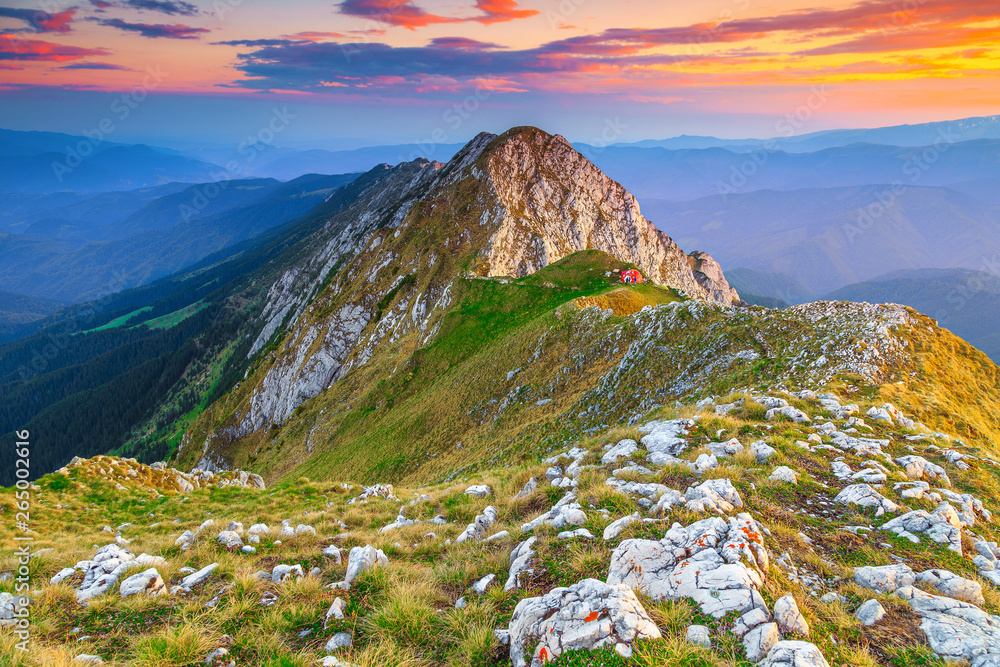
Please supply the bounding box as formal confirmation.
[2,385,994,667]
[178,250,680,485]
[180,248,1000,493]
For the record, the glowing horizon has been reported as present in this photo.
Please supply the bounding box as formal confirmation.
[1,0,998,145]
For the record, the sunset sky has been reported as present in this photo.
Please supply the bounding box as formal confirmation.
[1,0,998,148]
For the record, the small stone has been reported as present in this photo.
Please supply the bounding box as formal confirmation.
[324,631,353,652]
[855,599,886,626]
[686,625,711,647]
[774,594,809,636]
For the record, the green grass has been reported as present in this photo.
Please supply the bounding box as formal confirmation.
[137,300,211,330]
[83,306,153,333]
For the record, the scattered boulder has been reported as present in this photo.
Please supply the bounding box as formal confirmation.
[217,531,243,549]
[324,598,347,628]
[471,574,495,595]
[769,467,799,484]
[507,578,661,667]
[271,564,305,584]
[639,418,694,464]
[855,599,886,626]
[684,478,743,514]
[750,441,777,462]
[767,406,811,423]
[916,569,985,606]
[456,506,498,543]
[175,563,219,593]
[834,484,899,516]
[118,568,166,598]
[464,485,492,498]
[854,564,915,593]
[761,641,831,667]
[687,625,711,647]
[607,514,769,621]
[505,538,537,591]
[514,478,538,499]
[344,546,387,585]
[895,456,951,486]
[881,505,963,554]
[774,594,809,636]
[602,439,639,464]
[521,492,586,531]
[604,512,642,541]
[324,632,353,652]
[744,622,780,663]
[896,585,1000,663]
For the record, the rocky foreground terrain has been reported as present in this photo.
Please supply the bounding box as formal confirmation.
[4,376,1000,666]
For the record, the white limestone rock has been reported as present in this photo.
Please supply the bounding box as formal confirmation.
[855,599,886,626]
[896,585,1000,662]
[508,578,661,667]
[767,406,811,424]
[706,438,744,458]
[471,574,495,595]
[761,641,831,667]
[505,537,537,591]
[602,439,639,465]
[895,456,951,486]
[324,598,347,629]
[607,513,769,620]
[344,546,388,585]
[324,631,352,652]
[770,467,799,484]
[271,564,305,584]
[217,530,243,549]
[774,594,809,636]
[521,492,586,532]
[834,484,899,517]
[750,441,777,462]
[456,506,498,543]
[465,485,492,498]
[916,569,985,606]
[687,624,711,647]
[684,478,743,514]
[744,622,780,663]
[881,506,963,554]
[604,512,642,541]
[118,568,165,598]
[854,564,915,593]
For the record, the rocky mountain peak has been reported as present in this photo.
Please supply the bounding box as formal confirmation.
[467,126,739,304]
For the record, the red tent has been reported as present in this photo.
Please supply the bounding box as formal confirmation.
[620,269,643,284]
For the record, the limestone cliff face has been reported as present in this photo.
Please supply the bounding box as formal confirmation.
[480,128,739,305]
[186,127,741,464]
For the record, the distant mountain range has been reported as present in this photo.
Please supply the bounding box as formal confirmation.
[722,265,1000,362]
[828,268,1000,362]
[0,128,220,194]
[642,183,1000,294]
[608,114,1000,153]
[0,172,358,303]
